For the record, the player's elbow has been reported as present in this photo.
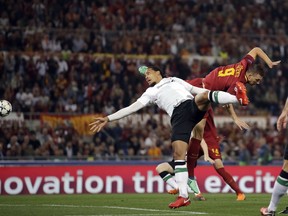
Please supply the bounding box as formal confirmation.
[252,47,262,54]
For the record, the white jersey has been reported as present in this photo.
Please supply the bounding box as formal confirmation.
[107,77,208,121]
[137,77,195,116]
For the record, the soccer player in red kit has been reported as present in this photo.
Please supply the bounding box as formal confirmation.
[155,108,243,200]
[186,47,280,200]
[185,80,245,201]
[156,47,280,201]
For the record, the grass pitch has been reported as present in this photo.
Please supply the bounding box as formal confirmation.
[0,193,287,216]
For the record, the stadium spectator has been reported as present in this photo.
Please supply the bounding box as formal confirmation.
[238,140,251,166]
[147,140,162,160]
[0,140,5,160]
[257,137,273,165]
[29,130,41,150]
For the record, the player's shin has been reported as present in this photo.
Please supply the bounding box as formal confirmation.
[187,138,201,178]
[268,170,288,211]
[188,177,200,194]
[174,160,189,198]
[216,167,242,194]
[208,91,238,104]
[159,171,178,191]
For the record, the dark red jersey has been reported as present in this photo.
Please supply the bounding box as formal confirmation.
[203,55,254,95]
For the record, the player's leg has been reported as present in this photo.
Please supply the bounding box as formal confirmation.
[187,138,202,195]
[188,176,206,201]
[194,88,248,111]
[169,100,206,208]
[260,142,288,215]
[187,121,204,184]
[269,161,288,211]
[156,159,204,198]
[168,140,190,208]
[213,159,245,201]
[187,138,200,194]
[261,159,288,215]
[186,120,206,200]
[156,161,179,194]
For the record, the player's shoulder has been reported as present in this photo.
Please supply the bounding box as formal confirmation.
[170,76,185,83]
[241,54,254,65]
[144,86,155,93]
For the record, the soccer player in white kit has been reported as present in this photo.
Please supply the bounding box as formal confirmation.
[89,65,248,209]
[260,97,288,216]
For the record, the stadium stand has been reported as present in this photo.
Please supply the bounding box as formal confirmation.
[0,0,287,163]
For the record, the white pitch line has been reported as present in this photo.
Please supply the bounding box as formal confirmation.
[0,204,208,215]
[101,205,207,214]
[0,204,26,207]
[65,214,191,216]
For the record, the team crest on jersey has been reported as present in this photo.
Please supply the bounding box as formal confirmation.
[235,65,243,77]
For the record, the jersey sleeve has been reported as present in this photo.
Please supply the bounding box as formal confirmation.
[173,77,193,92]
[174,77,208,95]
[243,54,255,67]
[137,87,156,106]
[107,101,145,121]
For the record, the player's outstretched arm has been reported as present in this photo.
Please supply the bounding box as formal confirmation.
[89,101,145,133]
[277,98,288,131]
[247,47,281,68]
[225,104,250,130]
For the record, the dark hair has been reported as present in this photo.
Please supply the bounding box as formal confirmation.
[247,64,265,77]
[147,64,166,77]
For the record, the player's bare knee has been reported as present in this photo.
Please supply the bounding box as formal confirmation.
[193,125,204,139]
[195,91,210,111]
[192,120,205,140]
[282,160,288,171]
[155,164,163,173]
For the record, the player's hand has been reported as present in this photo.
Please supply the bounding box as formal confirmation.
[268,60,281,68]
[204,155,215,165]
[277,112,288,131]
[89,116,109,133]
[234,118,250,130]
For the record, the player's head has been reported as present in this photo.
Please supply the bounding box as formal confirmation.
[245,64,265,85]
[138,64,165,86]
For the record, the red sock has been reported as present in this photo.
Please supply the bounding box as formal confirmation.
[187,138,201,177]
[216,167,242,194]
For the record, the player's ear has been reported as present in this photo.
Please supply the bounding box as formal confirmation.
[156,70,162,77]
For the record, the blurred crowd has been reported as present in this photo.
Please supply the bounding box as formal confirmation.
[0,0,287,163]
[0,116,287,166]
